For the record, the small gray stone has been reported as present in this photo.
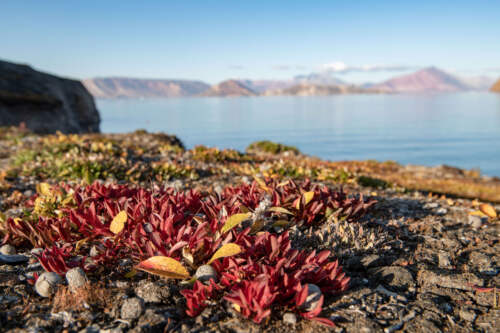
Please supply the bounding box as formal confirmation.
[438,252,452,268]
[0,254,29,265]
[89,246,100,257]
[66,267,87,291]
[31,248,44,257]
[468,215,487,229]
[121,297,145,320]
[283,312,297,325]
[0,244,16,255]
[424,202,439,209]
[35,272,62,297]
[300,284,322,312]
[436,207,447,215]
[459,308,476,322]
[195,265,218,283]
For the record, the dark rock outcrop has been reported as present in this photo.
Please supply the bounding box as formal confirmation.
[0,60,100,133]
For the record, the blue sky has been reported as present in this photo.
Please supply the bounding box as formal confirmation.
[1,0,499,83]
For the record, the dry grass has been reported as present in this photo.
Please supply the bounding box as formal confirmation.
[52,282,111,313]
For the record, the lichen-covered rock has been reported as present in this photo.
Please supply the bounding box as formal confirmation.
[194,265,218,283]
[0,60,100,134]
[66,267,88,291]
[121,297,145,320]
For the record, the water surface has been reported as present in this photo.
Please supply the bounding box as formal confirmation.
[97,93,500,176]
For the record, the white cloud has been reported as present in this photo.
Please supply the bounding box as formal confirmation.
[321,62,417,74]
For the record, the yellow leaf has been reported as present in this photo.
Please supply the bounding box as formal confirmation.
[221,213,251,234]
[268,207,294,215]
[304,191,315,205]
[110,210,128,234]
[295,191,315,209]
[208,243,242,264]
[75,237,88,252]
[124,268,137,278]
[469,210,487,217]
[277,180,289,187]
[253,176,270,193]
[479,203,497,218]
[37,183,52,196]
[136,256,190,279]
[272,219,290,227]
[250,219,265,233]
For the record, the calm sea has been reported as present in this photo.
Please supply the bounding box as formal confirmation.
[97,93,500,177]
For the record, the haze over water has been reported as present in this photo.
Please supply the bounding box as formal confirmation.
[98,92,500,177]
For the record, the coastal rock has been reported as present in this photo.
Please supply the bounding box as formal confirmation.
[0,60,100,134]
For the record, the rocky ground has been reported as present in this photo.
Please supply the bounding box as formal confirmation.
[0,127,498,332]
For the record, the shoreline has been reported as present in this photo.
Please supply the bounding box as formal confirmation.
[0,127,498,332]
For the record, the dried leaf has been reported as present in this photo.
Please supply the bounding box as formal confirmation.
[208,243,242,264]
[182,247,194,267]
[110,210,128,234]
[136,256,190,279]
[221,213,251,234]
[269,207,294,215]
[479,203,497,218]
[37,183,53,197]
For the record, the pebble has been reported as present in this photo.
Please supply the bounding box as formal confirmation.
[436,207,447,215]
[195,264,218,283]
[65,267,88,291]
[0,254,29,265]
[459,308,476,322]
[0,244,16,255]
[283,312,297,325]
[30,248,44,257]
[89,246,100,257]
[424,202,439,209]
[120,297,145,320]
[300,284,322,312]
[467,215,487,229]
[438,251,452,268]
[35,272,62,297]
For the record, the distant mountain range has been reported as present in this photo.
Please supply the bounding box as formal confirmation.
[490,78,500,93]
[82,67,498,98]
[82,77,209,98]
[200,80,257,97]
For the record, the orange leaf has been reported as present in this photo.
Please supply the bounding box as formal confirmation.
[479,203,497,218]
[136,256,190,279]
[208,243,242,264]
